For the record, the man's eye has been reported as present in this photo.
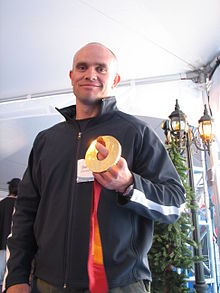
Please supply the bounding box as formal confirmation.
[78,66,86,71]
[76,64,87,71]
[97,66,107,73]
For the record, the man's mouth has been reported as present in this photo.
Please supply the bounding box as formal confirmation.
[80,83,101,87]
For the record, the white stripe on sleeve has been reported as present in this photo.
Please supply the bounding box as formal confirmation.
[130,188,186,217]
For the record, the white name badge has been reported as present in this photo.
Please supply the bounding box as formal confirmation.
[77,159,94,183]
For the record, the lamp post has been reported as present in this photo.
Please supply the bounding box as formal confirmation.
[198,105,220,291]
[167,99,208,293]
[197,105,219,292]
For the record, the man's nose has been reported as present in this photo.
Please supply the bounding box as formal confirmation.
[85,67,97,80]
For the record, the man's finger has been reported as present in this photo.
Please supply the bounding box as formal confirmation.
[107,165,119,179]
[97,153,106,160]
[95,141,109,158]
[116,157,126,168]
[93,173,105,186]
[94,172,112,187]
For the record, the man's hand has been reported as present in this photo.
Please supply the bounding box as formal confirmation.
[7,284,30,293]
[94,141,133,193]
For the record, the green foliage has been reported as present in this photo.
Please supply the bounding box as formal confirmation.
[148,140,198,292]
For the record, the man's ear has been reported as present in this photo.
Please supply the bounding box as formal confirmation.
[69,70,74,86]
[112,74,121,88]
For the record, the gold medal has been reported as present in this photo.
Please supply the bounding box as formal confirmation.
[85,136,121,173]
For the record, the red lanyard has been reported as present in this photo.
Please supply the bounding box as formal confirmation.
[88,180,108,293]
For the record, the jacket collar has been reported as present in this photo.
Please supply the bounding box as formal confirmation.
[56,96,118,122]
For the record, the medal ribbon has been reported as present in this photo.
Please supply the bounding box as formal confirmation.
[88,179,108,293]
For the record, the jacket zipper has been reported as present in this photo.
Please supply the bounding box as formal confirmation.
[63,131,82,288]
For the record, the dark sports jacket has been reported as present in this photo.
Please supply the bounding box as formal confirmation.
[4,96,185,291]
[0,196,16,250]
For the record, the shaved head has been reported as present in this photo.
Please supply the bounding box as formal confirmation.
[72,42,118,69]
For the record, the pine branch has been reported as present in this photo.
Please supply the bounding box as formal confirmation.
[149,139,197,292]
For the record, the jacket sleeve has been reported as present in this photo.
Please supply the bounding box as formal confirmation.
[3,138,41,291]
[118,125,186,224]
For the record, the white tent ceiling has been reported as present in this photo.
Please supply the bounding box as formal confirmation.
[0,0,220,193]
[1,0,220,99]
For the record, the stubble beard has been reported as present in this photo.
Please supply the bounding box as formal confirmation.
[77,94,101,106]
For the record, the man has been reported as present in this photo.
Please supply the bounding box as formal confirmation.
[3,43,185,293]
[0,178,21,292]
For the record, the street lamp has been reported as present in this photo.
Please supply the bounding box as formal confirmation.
[187,104,213,157]
[164,99,208,293]
[198,104,213,152]
[168,99,188,149]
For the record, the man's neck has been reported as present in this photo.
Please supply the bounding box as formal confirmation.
[8,194,16,198]
[76,101,100,120]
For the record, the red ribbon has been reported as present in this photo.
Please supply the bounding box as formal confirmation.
[88,180,108,293]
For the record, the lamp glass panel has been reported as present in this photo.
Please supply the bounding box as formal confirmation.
[171,119,186,131]
[180,121,186,131]
[172,120,180,131]
[199,121,212,141]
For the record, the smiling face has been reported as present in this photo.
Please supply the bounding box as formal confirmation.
[69,43,120,105]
